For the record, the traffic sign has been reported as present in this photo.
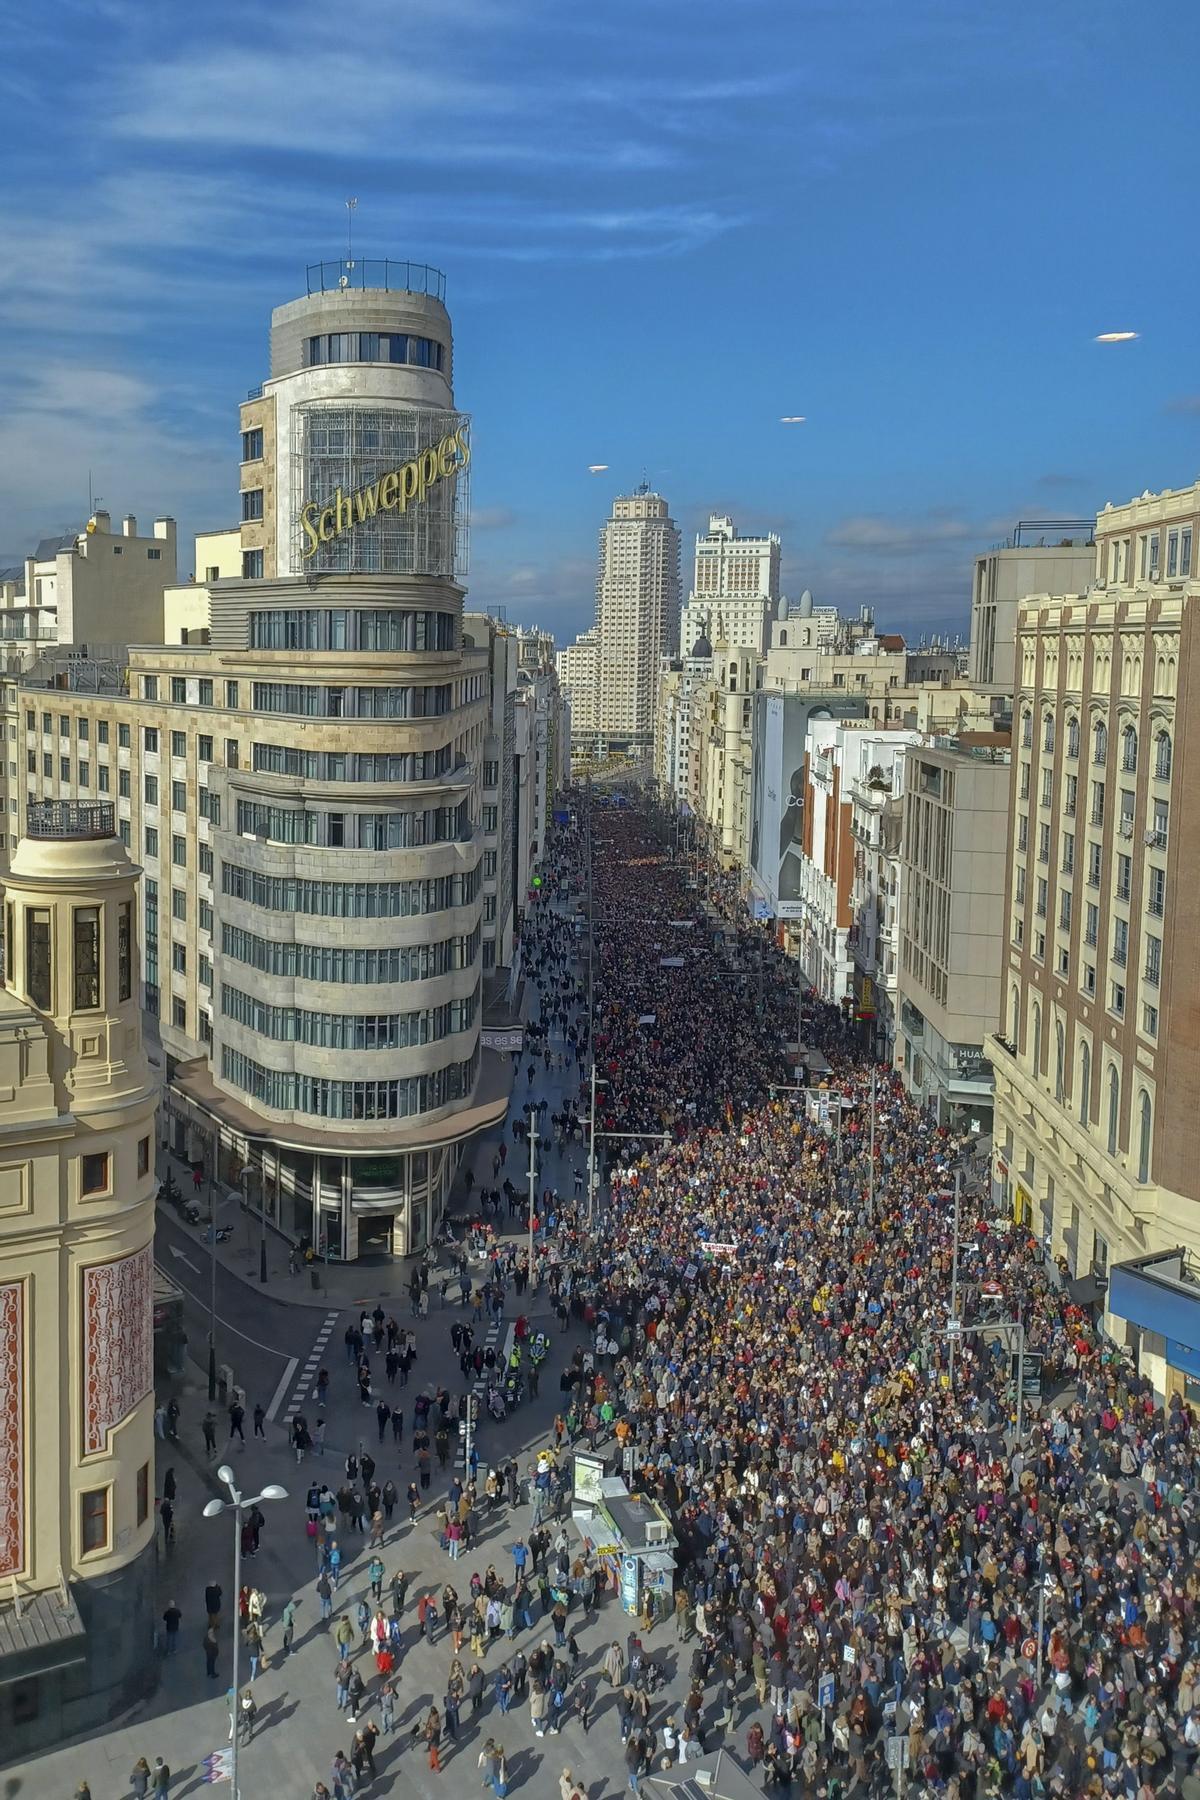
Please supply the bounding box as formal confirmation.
[818,1673,836,1709]
[1021,1637,1037,1661]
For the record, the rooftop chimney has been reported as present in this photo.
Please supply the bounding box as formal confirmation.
[122,515,137,538]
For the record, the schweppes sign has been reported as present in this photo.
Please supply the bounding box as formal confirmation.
[300,424,470,558]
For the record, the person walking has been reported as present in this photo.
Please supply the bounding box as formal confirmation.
[202,1626,219,1680]
[161,1600,181,1655]
[152,1758,171,1799]
[129,1757,151,1798]
[423,1705,443,1773]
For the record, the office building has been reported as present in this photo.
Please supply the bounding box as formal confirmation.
[679,516,780,660]
[986,480,1200,1394]
[18,263,514,1263]
[896,737,1011,1133]
[693,636,762,870]
[969,529,1094,694]
[594,488,680,754]
[556,628,599,756]
[0,801,158,1754]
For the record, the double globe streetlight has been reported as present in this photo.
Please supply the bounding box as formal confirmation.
[202,1467,287,1798]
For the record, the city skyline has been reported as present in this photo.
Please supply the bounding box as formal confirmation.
[0,0,1196,645]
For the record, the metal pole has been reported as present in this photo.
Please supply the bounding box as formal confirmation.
[1036,1574,1046,1689]
[464,1392,474,1476]
[949,1169,961,1385]
[230,1499,242,1795]
[208,1216,218,1404]
[1016,1321,1025,1442]
[527,1113,538,1290]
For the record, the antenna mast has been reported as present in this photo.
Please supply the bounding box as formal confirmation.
[345,197,358,280]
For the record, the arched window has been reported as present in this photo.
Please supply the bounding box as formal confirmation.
[1010,985,1020,1046]
[1043,713,1055,753]
[1066,716,1080,759]
[1055,1021,1065,1103]
[1121,724,1137,772]
[1021,710,1033,749]
[1137,1090,1152,1183]
[1155,730,1172,780]
[779,630,787,646]
[1031,1002,1042,1073]
[1107,1065,1120,1157]
[1093,720,1108,765]
[1078,1041,1090,1126]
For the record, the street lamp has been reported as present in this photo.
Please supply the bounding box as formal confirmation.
[203,1468,287,1799]
[240,1163,267,1285]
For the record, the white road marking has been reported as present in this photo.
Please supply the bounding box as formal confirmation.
[266,1356,299,1423]
[167,1245,199,1272]
[284,1311,339,1420]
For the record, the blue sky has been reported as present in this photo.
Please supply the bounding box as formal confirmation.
[0,0,1196,645]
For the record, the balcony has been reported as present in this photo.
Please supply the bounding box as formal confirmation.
[25,799,115,840]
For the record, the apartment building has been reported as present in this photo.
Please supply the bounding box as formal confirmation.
[679,515,780,660]
[693,639,761,868]
[848,735,919,1061]
[594,489,681,754]
[0,510,177,653]
[465,613,517,974]
[897,738,1010,1133]
[556,628,598,755]
[16,266,516,1263]
[969,531,1095,693]
[986,480,1200,1394]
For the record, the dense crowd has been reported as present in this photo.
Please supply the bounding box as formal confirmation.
[534,799,1200,1800]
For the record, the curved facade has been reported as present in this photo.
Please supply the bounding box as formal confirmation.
[0,802,158,1754]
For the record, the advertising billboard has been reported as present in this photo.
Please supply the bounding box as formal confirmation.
[750,692,825,916]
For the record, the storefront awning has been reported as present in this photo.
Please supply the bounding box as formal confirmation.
[1108,1249,1200,1378]
[1066,1273,1108,1309]
[0,1589,86,1681]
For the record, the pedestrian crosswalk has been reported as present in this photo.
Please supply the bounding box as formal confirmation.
[283,1310,339,1423]
[454,1311,502,1471]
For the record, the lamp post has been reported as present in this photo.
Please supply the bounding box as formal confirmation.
[527,1113,539,1290]
[202,1468,287,1799]
[241,1162,267,1285]
[586,1066,610,1225]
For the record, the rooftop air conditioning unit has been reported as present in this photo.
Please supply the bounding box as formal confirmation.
[1118,821,1133,838]
[644,1518,670,1546]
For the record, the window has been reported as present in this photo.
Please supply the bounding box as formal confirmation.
[482,805,498,834]
[171,730,186,756]
[1021,711,1032,749]
[73,907,100,1009]
[77,719,88,742]
[1061,832,1075,874]
[1066,716,1079,758]
[199,953,212,989]
[98,721,108,744]
[483,851,497,879]
[41,712,50,732]
[171,781,186,813]
[1014,866,1026,904]
[1093,721,1107,764]
[1078,1041,1091,1125]
[1147,865,1165,916]
[1143,1002,1159,1039]
[147,547,161,561]
[1017,815,1028,853]
[225,739,240,770]
[1110,980,1125,1019]
[1082,962,1096,997]
[241,488,264,521]
[171,943,186,974]
[1136,1090,1152,1182]
[482,759,500,787]
[1112,917,1128,967]
[81,1151,109,1196]
[1144,934,1161,985]
[198,679,213,707]
[145,827,159,858]
[226,682,239,708]
[1090,780,1105,825]
[1055,1020,1066,1102]
[81,1489,108,1554]
[118,768,130,798]
[1149,531,1160,574]
[119,820,130,847]
[1038,822,1050,864]
[1040,767,1053,808]
[98,765,110,793]
[198,734,213,762]
[137,1463,150,1527]
[1155,731,1172,780]
[170,677,186,705]
[137,1134,150,1177]
[42,753,51,778]
[1116,854,1131,901]
[1058,889,1072,931]
[26,907,51,1009]
[241,427,263,461]
[144,774,158,805]
[242,549,264,580]
[1107,1066,1120,1155]
[1043,713,1055,753]
[1085,902,1099,946]
[78,760,89,787]
[1182,524,1193,577]
[171,888,186,921]
[1121,724,1137,771]
[1151,797,1168,847]
[172,997,187,1030]
[25,750,34,774]
[144,676,158,701]
[172,835,186,867]
[60,756,70,783]
[1035,877,1047,917]
[199,845,214,877]
[144,727,158,753]
[118,724,130,748]
[1019,764,1030,801]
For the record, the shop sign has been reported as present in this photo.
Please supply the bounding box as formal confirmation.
[300,425,470,556]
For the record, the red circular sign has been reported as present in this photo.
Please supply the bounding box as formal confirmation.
[1021,1638,1037,1661]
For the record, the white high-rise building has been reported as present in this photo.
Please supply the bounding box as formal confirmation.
[679,515,780,659]
[556,628,599,750]
[594,489,680,752]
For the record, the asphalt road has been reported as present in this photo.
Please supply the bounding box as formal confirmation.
[155,1204,331,1415]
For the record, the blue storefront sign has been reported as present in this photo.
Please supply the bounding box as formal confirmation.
[1108,1250,1200,1380]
